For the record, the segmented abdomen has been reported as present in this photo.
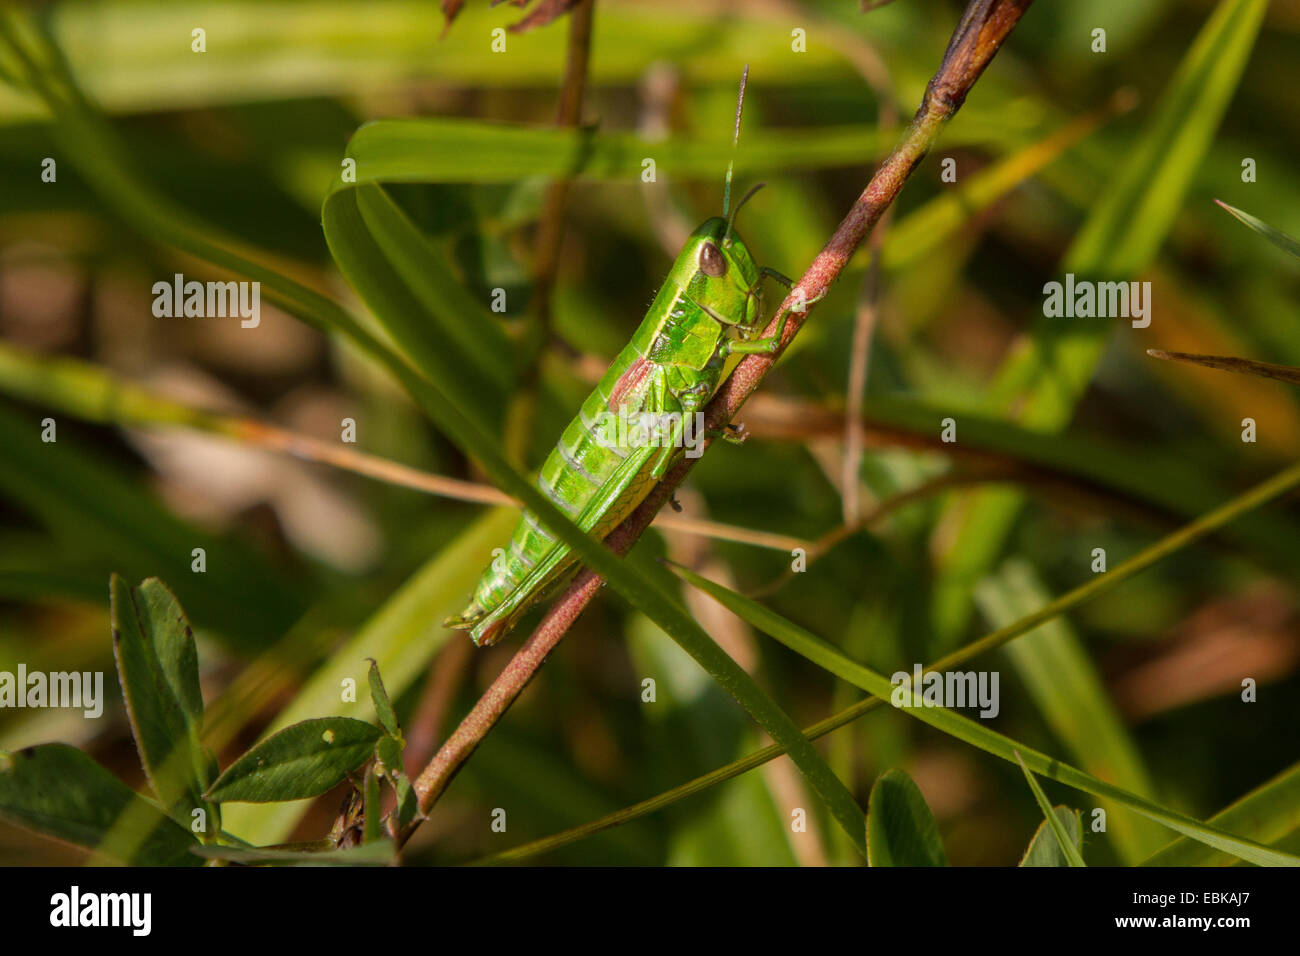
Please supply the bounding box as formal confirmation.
[462,282,727,628]
[468,348,665,612]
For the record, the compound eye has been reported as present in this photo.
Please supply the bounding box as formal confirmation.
[699,241,727,278]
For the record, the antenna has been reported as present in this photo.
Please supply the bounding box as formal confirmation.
[722,64,749,221]
[726,182,766,239]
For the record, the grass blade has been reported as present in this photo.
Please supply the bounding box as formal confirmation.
[933,0,1269,644]
[1142,761,1300,867]
[366,660,400,740]
[671,562,1300,866]
[1020,807,1084,867]
[471,457,1300,864]
[0,401,303,647]
[1215,200,1300,260]
[1014,750,1086,866]
[976,560,1162,862]
[1146,349,1300,387]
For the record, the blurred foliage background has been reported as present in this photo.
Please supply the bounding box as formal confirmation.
[1,0,1299,866]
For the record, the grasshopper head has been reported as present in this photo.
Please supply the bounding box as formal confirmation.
[683,216,763,329]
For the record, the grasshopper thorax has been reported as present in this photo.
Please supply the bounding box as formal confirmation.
[681,216,763,330]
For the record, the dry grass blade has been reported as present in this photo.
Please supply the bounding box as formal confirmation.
[1146,349,1300,387]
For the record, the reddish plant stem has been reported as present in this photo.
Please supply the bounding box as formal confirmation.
[403,0,1034,845]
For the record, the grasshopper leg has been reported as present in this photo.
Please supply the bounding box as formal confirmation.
[650,414,687,479]
[710,421,747,444]
[725,308,789,355]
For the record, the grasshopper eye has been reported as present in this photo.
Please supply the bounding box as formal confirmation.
[699,242,727,278]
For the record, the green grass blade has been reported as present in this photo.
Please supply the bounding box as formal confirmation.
[1060,0,1268,279]
[328,182,512,430]
[0,401,302,647]
[1142,762,1300,866]
[932,0,1269,644]
[670,563,1300,866]
[866,768,947,867]
[1014,751,1086,867]
[0,1,863,120]
[976,561,1162,862]
[1215,200,1300,260]
[472,458,1300,865]
[882,101,1124,271]
[337,117,906,186]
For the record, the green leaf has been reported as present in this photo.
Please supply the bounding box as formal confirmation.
[206,718,383,804]
[1215,200,1300,260]
[1014,751,1086,867]
[0,1,866,120]
[1064,0,1268,279]
[366,659,400,739]
[191,841,394,866]
[669,563,1300,867]
[1021,807,1084,867]
[324,183,510,432]
[0,744,200,866]
[223,507,517,845]
[866,768,947,867]
[375,736,403,778]
[110,575,218,830]
[336,117,950,188]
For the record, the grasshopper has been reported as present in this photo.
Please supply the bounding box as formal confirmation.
[447,70,795,646]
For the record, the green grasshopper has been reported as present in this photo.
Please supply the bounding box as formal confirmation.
[447,71,795,646]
